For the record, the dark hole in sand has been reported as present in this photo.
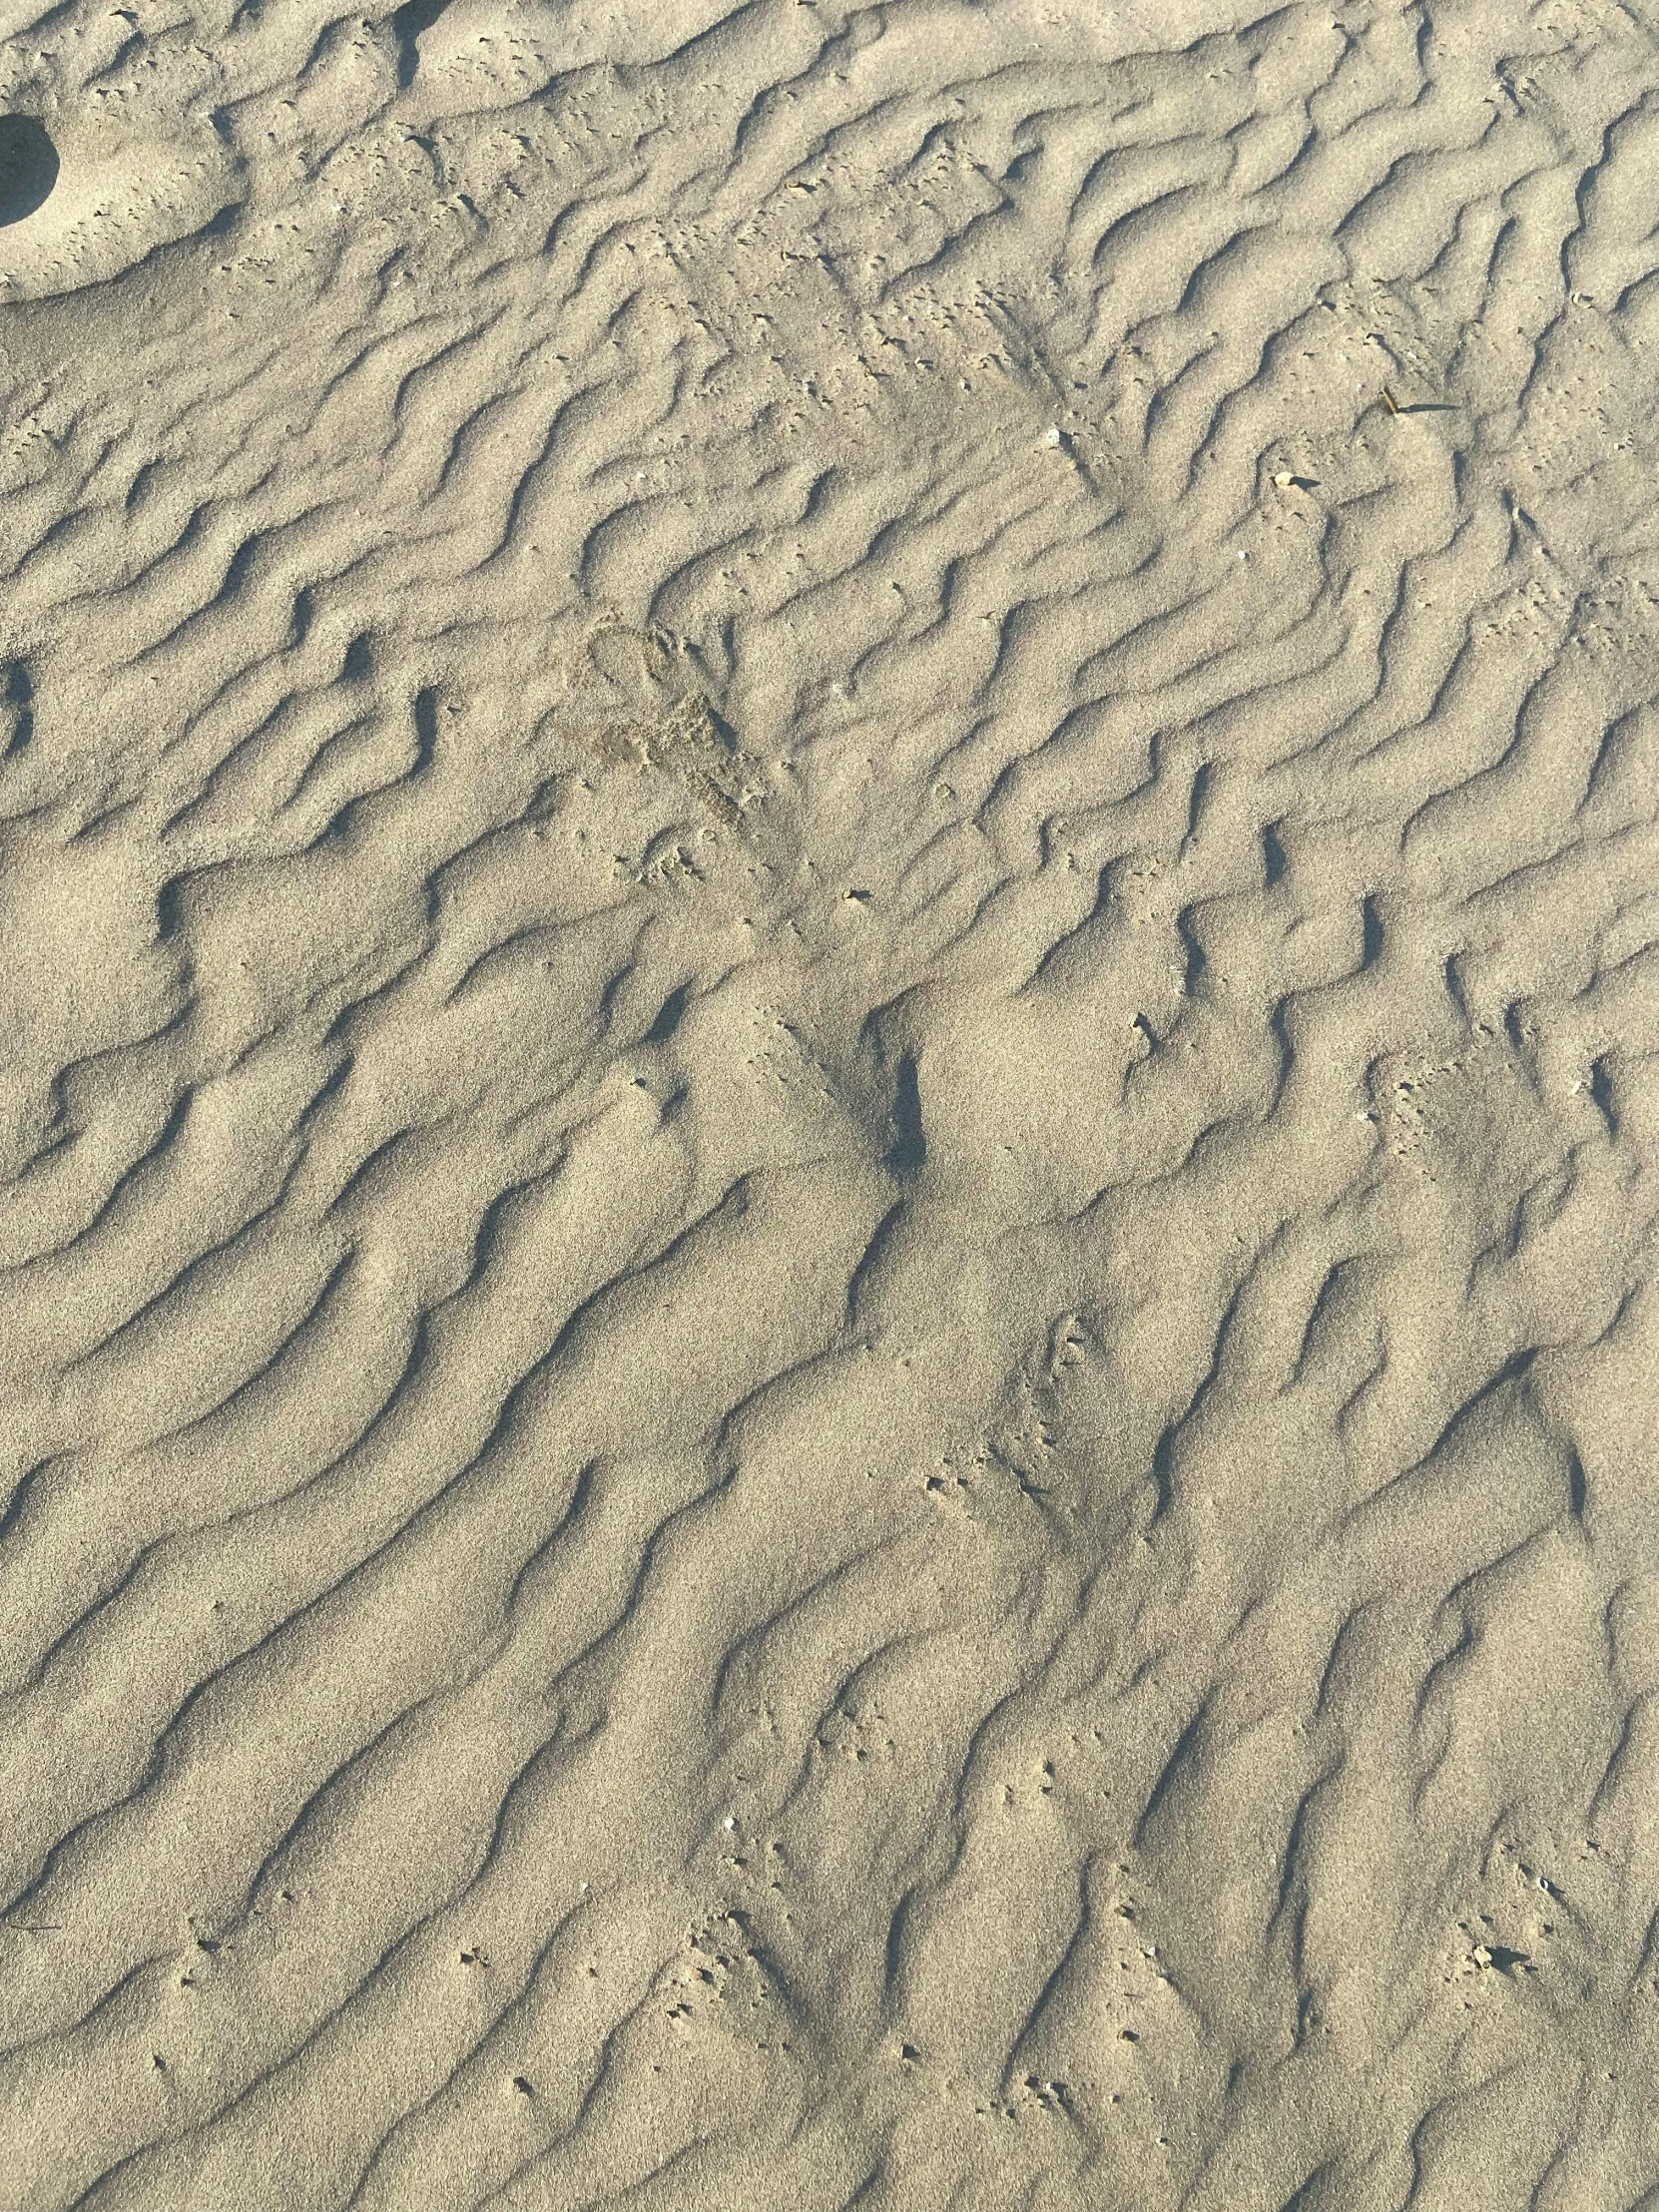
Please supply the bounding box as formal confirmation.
[0,116,58,227]
[391,0,454,89]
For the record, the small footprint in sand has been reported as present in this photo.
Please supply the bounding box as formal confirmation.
[556,614,764,828]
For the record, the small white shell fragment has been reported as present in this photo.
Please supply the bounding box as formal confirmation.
[1043,423,1062,447]
[1273,470,1295,487]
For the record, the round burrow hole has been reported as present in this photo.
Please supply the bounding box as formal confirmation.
[0,117,59,227]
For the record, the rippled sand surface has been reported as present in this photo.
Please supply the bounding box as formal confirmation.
[4,1,1659,2205]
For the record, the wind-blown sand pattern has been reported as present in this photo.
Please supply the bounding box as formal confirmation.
[3,0,1659,2204]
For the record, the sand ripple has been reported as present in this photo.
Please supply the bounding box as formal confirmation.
[2,2,1659,2206]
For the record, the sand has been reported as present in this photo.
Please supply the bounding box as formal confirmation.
[0,0,1656,2205]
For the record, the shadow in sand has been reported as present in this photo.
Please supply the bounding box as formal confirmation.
[0,116,58,226]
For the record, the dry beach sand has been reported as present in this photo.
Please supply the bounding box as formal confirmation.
[2,0,1659,2204]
